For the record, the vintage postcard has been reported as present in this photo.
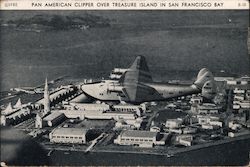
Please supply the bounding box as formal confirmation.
[0,0,249,166]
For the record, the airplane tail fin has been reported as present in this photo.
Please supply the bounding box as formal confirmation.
[194,68,214,89]
[194,68,216,99]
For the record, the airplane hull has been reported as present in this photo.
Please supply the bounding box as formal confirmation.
[80,80,201,104]
[80,56,215,104]
[81,81,120,101]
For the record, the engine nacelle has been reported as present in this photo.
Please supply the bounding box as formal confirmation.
[110,74,122,80]
[112,68,127,74]
[108,83,123,93]
[201,80,216,99]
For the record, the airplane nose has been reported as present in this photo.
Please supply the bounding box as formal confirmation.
[81,84,96,96]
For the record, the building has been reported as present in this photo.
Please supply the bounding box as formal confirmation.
[209,120,223,127]
[228,121,242,130]
[64,103,146,117]
[234,94,245,101]
[214,77,235,82]
[49,127,87,144]
[66,102,110,112]
[190,105,198,113]
[168,128,182,134]
[165,103,177,109]
[112,104,146,116]
[58,109,138,121]
[197,115,220,125]
[165,119,183,129]
[228,130,250,137]
[227,77,250,86]
[123,118,143,129]
[150,126,161,132]
[58,108,143,128]
[1,103,15,116]
[1,115,6,126]
[115,117,143,130]
[201,124,214,130]
[233,88,245,94]
[114,130,162,148]
[35,86,77,108]
[232,86,250,113]
[1,102,31,126]
[35,112,44,128]
[13,98,22,109]
[115,119,137,130]
[233,100,250,113]
[182,127,197,134]
[115,119,133,130]
[43,112,66,127]
[197,115,222,129]
[233,104,241,110]
[226,76,250,90]
[176,134,193,146]
[190,95,203,105]
[246,90,250,100]
[238,100,250,109]
[197,103,220,115]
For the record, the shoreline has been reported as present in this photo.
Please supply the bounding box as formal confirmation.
[44,133,250,156]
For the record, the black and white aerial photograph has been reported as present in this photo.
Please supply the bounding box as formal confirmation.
[0,9,250,166]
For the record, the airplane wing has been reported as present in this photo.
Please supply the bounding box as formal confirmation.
[120,55,153,84]
[120,83,160,103]
[118,56,159,103]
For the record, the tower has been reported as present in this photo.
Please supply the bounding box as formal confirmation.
[43,78,50,114]
[35,113,43,129]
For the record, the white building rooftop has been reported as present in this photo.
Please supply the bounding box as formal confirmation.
[51,127,88,136]
[43,112,64,121]
[121,130,157,138]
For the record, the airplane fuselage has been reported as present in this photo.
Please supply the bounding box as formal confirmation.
[81,80,200,103]
[81,80,121,101]
[79,56,215,104]
[145,82,200,101]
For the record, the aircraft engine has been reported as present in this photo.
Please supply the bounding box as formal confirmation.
[112,68,127,73]
[107,83,123,92]
[110,68,128,80]
[201,80,216,99]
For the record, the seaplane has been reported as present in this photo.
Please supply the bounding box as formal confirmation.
[76,55,216,104]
